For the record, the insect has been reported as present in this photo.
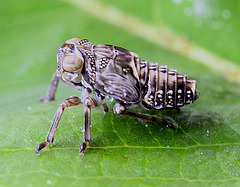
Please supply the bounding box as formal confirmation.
[36,38,199,155]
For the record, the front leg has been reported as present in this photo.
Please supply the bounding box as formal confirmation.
[40,70,60,102]
[113,103,178,129]
[79,97,99,155]
[36,96,82,155]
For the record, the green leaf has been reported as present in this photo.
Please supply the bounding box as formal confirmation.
[1,0,240,186]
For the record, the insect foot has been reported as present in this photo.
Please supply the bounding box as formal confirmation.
[79,141,89,155]
[36,141,51,155]
[40,96,53,103]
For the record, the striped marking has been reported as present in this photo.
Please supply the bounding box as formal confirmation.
[176,75,186,106]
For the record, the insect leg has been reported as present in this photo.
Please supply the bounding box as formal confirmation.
[40,70,60,102]
[36,96,82,155]
[102,103,109,112]
[79,97,98,155]
[113,103,178,129]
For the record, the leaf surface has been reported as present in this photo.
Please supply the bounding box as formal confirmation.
[0,0,240,186]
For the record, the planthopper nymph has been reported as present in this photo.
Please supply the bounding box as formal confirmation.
[36,38,199,155]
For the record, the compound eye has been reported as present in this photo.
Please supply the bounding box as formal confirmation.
[62,54,83,72]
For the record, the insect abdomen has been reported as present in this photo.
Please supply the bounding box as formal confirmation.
[139,61,198,110]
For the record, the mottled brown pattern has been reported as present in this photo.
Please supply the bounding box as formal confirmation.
[37,38,199,155]
[93,44,140,103]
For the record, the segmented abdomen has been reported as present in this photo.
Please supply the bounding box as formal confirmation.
[139,61,198,110]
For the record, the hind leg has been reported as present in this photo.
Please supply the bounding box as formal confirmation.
[113,103,178,129]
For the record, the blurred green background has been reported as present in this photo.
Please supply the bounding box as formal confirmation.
[0,0,240,186]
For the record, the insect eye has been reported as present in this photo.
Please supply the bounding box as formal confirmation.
[61,54,83,72]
